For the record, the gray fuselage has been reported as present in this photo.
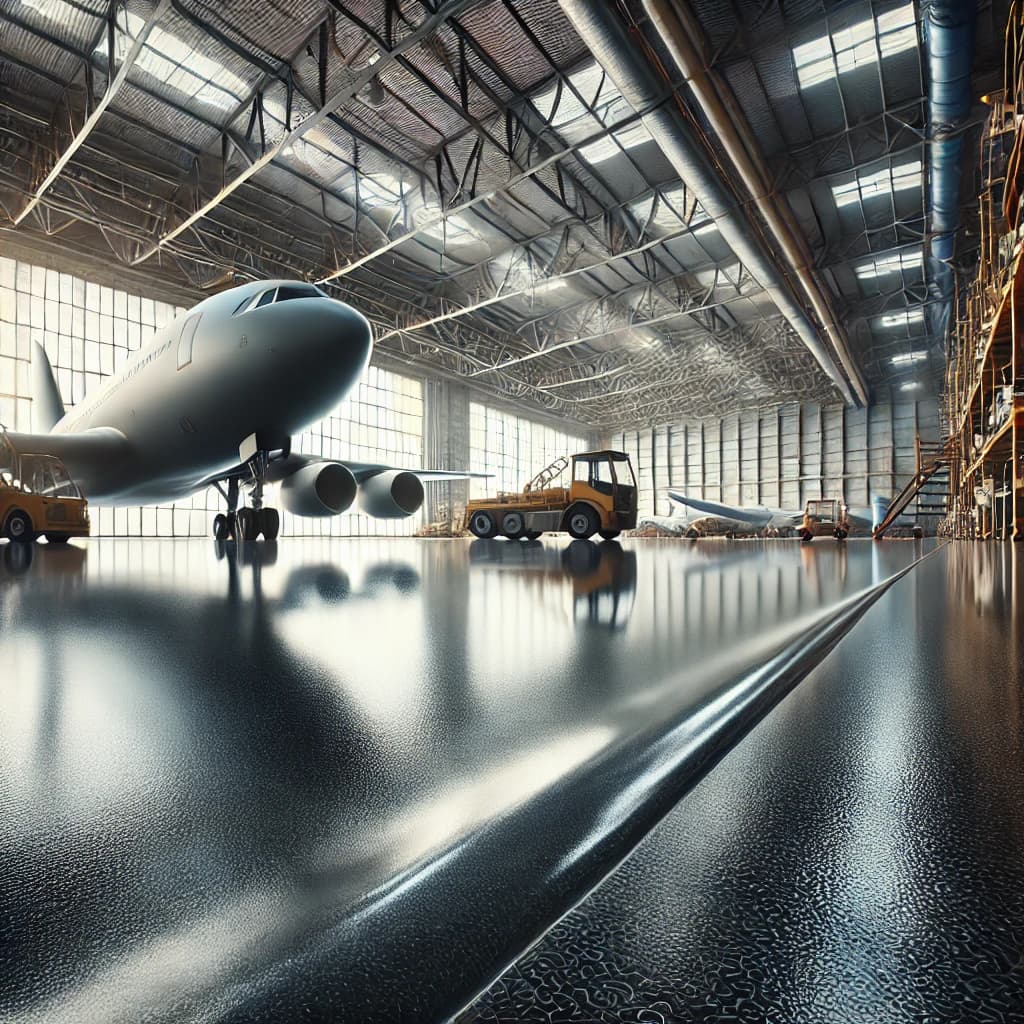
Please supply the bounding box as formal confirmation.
[14,281,373,504]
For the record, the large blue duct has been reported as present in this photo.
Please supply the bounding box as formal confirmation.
[922,0,977,342]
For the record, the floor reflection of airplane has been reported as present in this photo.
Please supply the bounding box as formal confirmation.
[469,539,637,629]
[7,280,480,542]
[665,492,881,536]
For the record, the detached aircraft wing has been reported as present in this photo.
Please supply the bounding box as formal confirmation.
[666,491,783,527]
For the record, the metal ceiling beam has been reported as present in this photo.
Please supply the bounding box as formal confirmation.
[371,218,719,342]
[316,105,652,283]
[643,0,869,407]
[130,0,482,266]
[467,284,765,378]
[559,0,855,406]
[13,0,171,226]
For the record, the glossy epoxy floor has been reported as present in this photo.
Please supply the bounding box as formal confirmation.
[2,537,1018,1022]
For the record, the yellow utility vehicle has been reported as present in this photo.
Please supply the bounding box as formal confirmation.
[799,498,850,542]
[0,426,90,543]
[465,450,638,541]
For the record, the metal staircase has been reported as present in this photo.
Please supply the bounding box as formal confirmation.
[873,437,951,539]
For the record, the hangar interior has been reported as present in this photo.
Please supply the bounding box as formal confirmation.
[3,1,1024,1022]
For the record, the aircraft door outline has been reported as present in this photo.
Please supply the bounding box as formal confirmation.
[177,313,202,370]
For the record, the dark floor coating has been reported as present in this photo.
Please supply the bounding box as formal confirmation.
[0,537,930,1023]
[465,542,1024,1024]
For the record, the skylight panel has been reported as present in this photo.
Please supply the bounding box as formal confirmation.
[531,62,622,128]
[577,122,653,164]
[414,207,481,243]
[630,186,696,233]
[347,173,404,209]
[878,309,925,327]
[892,350,928,365]
[832,161,922,207]
[97,11,247,111]
[855,250,922,279]
[793,1,917,89]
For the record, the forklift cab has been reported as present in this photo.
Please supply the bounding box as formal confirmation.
[570,451,637,514]
[801,498,850,541]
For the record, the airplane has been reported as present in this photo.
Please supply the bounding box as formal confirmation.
[5,279,481,542]
[664,492,882,535]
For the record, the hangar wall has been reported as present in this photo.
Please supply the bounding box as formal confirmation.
[606,397,941,521]
[421,376,586,526]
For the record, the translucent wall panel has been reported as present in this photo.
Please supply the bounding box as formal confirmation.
[604,397,942,527]
[0,257,424,536]
[469,402,584,497]
[285,365,423,537]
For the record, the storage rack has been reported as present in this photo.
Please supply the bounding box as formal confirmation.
[943,58,1024,538]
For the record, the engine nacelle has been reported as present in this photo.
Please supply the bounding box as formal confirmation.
[357,470,424,519]
[280,462,357,517]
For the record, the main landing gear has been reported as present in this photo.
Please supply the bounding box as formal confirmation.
[212,451,281,542]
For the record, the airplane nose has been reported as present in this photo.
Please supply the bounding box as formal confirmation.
[313,299,373,393]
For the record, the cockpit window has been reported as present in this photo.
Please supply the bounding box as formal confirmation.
[233,284,324,315]
[275,284,324,302]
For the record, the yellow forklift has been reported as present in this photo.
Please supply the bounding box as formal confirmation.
[1,426,91,543]
[465,450,638,541]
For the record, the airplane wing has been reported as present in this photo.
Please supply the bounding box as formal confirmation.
[196,452,489,490]
[666,491,775,526]
[6,428,131,495]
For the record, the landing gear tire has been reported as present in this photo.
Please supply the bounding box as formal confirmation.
[468,510,498,539]
[45,534,70,544]
[566,504,598,540]
[4,511,34,543]
[598,529,621,541]
[800,529,813,543]
[261,507,280,541]
[213,514,231,541]
[833,528,848,541]
[236,507,258,541]
[524,531,542,541]
[501,511,526,540]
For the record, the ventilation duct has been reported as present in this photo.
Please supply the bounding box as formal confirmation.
[559,0,864,407]
[922,0,977,342]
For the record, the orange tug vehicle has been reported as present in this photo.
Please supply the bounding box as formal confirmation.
[799,498,850,542]
[465,450,638,541]
[0,426,90,544]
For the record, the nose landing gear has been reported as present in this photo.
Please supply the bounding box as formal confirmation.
[211,451,283,542]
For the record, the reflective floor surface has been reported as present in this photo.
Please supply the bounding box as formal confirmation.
[467,541,1024,1023]
[1,537,940,1022]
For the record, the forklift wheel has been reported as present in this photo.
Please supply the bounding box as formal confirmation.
[565,504,598,540]
[4,510,34,543]
[468,510,498,539]
[501,511,526,539]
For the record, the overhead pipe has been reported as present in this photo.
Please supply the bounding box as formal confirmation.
[921,0,977,343]
[643,0,870,407]
[558,0,863,407]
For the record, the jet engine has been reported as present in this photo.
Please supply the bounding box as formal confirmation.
[280,462,357,517]
[357,470,424,519]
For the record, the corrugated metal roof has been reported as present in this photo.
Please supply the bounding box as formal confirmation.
[0,0,1006,423]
